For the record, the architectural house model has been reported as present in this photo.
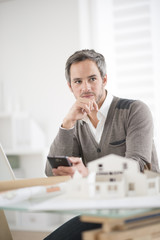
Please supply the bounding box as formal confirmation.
[66,154,160,199]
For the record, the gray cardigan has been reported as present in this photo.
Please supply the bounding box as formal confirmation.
[45,96,159,176]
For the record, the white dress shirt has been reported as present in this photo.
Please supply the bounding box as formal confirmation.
[83,92,113,144]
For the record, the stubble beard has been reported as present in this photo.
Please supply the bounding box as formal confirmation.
[96,84,105,106]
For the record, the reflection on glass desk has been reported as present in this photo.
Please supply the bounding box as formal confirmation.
[1,192,160,217]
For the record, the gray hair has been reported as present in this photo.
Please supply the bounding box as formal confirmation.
[65,49,107,84]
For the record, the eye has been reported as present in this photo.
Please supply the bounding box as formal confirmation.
[90,77,96,82]
[74,80,82,84]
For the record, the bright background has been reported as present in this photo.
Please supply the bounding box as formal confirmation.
[0,0,160,237]
[0,0,160,168]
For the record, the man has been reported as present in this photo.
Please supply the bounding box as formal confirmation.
[44,49,159,240]
[45,49,159,177]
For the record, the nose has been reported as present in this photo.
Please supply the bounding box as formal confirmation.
[82,80,91,92]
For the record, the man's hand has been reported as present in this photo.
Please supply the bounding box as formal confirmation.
[52,157,88,177]
[62,97,98,129]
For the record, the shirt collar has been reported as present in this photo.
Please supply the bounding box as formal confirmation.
[97,91,113,120]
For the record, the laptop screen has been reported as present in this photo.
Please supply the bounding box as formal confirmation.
[0,144,16,181]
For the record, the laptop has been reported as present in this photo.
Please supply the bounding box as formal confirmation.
[0,144,16,181]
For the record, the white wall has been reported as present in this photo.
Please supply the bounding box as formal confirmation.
[0,0,80,146]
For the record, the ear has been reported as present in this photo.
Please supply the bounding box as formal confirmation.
[67,82,73,93]
[103,74,107,86]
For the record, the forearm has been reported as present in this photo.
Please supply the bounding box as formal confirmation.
[126,153,151,172]
[49,127,75,156]
[45,128,75,176]
[45,126,82,176]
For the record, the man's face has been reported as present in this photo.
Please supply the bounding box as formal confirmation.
[68,59,107,108]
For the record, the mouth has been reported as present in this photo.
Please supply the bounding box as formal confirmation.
[81,93,95,98]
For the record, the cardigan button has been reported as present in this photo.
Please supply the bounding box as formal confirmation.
[97,148,101,153]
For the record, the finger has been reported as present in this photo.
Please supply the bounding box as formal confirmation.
[58,166,76,174]
[68,157,82,165]
[89,100,95,111]
[53,168,71,176]
[52,168,60,176]
[78,98,95,110]
[76,102,91,114]
[92,100,98,111]
[79,98,98,112]
[78,98,92,107]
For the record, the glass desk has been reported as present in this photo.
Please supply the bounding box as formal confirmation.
[1,191,160,218]
[1,195,160,240]
[1,178,160,240]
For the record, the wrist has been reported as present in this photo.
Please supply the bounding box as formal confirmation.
[62,118,76,129]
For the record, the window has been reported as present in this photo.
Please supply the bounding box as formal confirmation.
[98,163,103,172]
[109,178,116,182]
